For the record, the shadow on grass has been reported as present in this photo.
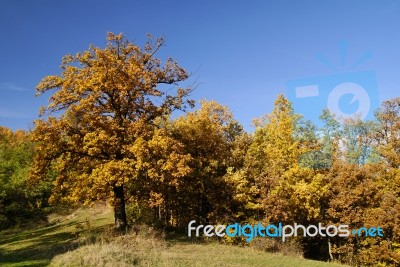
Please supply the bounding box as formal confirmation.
[0,221,110,267]
[0,231,78,267]
[0,222,76,246]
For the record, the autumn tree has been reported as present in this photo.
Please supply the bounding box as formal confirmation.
[375,97,400,167]
[245,95,303,221]
[169,100,243,226]
[31,33,194,231]
[324,160,400,266]
[226,96,323,223]
[120,100,245,228]
[231,95,330,257]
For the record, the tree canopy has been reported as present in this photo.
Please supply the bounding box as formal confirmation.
[31,32,194,230]
[18,32,400,266]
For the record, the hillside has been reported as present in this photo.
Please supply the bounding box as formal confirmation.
[0,205,347,267]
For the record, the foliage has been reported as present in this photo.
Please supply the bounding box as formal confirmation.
[2,31,400,266]
[134,100,245,227]
[31,32,194,230]
[0,127,52,229]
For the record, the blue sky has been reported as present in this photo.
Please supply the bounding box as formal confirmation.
[0,0,399,131]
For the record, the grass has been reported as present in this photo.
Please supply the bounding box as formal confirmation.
[0,203,113,267]
[50,239,347,267]
[0,205,347,267]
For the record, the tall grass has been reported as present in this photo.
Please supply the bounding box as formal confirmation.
[50,225,165,267]
[50,224,345,267]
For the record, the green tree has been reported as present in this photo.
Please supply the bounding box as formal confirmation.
[0,127,51,229]
[342,118,378,165]
[318,109,341,168]
[31,33,194,231]
[296,119,325,170]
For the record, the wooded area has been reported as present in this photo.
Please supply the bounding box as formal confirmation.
[1,33,399,266]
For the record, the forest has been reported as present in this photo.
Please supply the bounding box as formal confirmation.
[1,33,400,266]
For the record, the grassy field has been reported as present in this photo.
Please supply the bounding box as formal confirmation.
[0,205,347,267]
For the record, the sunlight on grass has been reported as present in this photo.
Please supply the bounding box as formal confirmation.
[1,204,347,267]
[50,237,347,267]
[0,203,113,267]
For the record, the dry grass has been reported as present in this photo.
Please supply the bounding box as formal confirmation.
[1,204,347,267]
[50,224,346,267]
[50,226,166,267]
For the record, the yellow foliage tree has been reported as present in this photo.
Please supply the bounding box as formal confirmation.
[169,100,242,225]
[234,95,329,233]
[30,32,194,230]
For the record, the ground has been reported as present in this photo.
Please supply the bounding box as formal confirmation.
[0,205,347,267]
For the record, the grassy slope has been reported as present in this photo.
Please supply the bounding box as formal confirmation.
[0,206,346,267]
[0,205,112,267]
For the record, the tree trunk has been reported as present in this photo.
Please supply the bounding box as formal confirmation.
[328,237,334,261]
[113,184,127,232]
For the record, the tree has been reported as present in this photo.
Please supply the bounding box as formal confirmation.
[246,95,302,220]
[169,100,241,225]
[122,100,244,228]
[235,95,331,258]
[324,160,400,266]
[318,109,341,168]
[0,127,51,229]
[31,32,194,231]
[296,119,324,170]
[342,117,378,165]
[374,97,400,167]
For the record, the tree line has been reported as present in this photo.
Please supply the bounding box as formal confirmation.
[1,33,400,266]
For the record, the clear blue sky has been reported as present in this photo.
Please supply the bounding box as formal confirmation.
[1,0,399,131]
